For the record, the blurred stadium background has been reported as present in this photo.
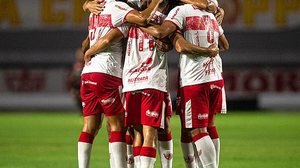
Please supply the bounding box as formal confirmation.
[1,0,300,168]
[1,0,300,111]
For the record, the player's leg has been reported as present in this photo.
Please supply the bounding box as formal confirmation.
[124,91,143,168]
[208,125,219,167]
[207,79,225,167]
[191,127,216,168]
[157,92,173,168]
[157,116,173,168]
[78,73,104,168]
[140,125,158,168]
[126,126,135,168]
[140,89,166,168]
[180,128,198,168]
[106,122,117,168]
[181,84,217,168]
[106,111,127,168]
[78,113,103,168]
[133,125,143,168]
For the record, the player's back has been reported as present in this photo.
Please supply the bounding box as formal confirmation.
[166,4,224,86]
[122,12,169,93]
[88,1,132,53]
[82,0,132,78]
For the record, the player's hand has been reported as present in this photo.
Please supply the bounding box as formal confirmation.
[208,44,219,57]
[156,39,173,52]
[85,0,105,15]
[215,7,225,25]
[84,53,93,65]
[207,1,217,14]
[153,0,164,4]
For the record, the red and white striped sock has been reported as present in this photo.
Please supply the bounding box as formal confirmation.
[133,146,142,168]
[126,134,134,168]
[140,146,156,168]
[208,126,220,167]
[158,132,173,168]
[193,132,217,168]
[78,132,94,168]
[181,132,197,168]
[109,131,126,168]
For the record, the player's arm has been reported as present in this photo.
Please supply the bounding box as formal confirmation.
[215,7,225,25]
[84,29,124,64]
[140,21,177,39]
[156,38,173,52]
[81,35,90,54]
[125,0,163,26]
[83,0,104,14]
[172,32,219,57]
[180,0,208,10]
[218,34,229,51]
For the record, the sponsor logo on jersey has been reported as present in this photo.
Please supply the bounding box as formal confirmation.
[171,8,180,19]
[101,97,115,105]
[129,57,153,74]
[115,4,127,11]
[210,84,222,90]
[82,80,97,85]
[146,110,159,118]
[128,76,149,83]
[198,113,208,120]
[203,58,216,76]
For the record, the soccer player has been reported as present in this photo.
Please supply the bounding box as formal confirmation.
[121,1,173,168]
[123,1,220,167]
[68,48,85,111]
[77,0,163,167]
[83,1,174,168]
[140,0,229,167]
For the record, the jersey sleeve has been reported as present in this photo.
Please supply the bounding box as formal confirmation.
[117,24,130,38]
[111,2,134,27]
[218,25,224,36]
[165,6,185,30]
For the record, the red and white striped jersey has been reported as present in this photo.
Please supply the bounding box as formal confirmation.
[82,0,133,78]
[122,12,168,92]
[165,4,224,87]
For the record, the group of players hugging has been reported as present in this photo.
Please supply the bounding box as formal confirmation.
[74,0,229,167]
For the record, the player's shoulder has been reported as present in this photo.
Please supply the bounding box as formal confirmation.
[109,1,131,9]
[170,4,195,13]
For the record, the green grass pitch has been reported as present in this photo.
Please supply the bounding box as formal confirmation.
[0,111,300,168]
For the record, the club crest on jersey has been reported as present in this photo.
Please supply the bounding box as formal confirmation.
[184,155,195,163]
[146,110,159,118]
[163,152,173,160]
[126,155,134,164]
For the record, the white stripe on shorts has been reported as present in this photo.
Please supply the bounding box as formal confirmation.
[160,101,166,129]
[185,99,192,128]
[221,87,227,114]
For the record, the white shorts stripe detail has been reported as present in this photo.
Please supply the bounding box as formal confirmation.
[221,87,227,114]
[185,99,192,128]
[160,101,166,129]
